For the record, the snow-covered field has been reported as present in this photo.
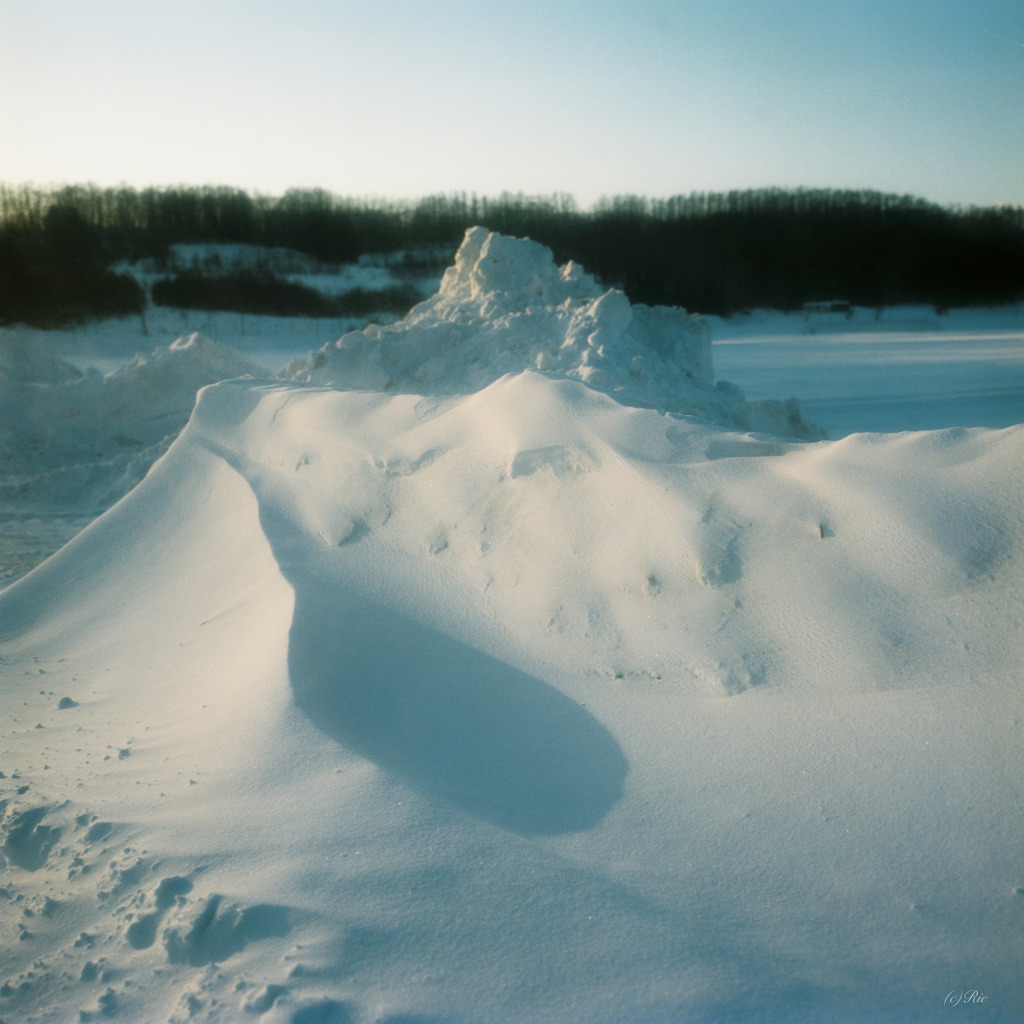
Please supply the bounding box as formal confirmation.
[1,230,1022,1023]
[710,305,1024,438]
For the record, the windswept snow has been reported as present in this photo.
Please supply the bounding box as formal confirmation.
[2,230,1023,1023]
[0,331,272,582]
[0,332,267,517]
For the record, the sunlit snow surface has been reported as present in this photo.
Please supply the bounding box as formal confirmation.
[2,232,1023,1024]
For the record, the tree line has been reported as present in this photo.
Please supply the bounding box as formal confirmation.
[1,182,1022,326]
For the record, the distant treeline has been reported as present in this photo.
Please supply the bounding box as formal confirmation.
[2,183,1022,326]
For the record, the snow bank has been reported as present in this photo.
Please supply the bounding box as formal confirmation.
[2,368,1023,1021]
[282,226,823,439]
[0,332,267,512]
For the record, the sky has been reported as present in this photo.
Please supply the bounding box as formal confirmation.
[1,0,1022,209]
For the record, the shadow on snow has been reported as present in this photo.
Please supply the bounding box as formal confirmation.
[206,430,627,836]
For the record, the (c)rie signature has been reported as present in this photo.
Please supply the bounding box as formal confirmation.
[944,990,989,1007]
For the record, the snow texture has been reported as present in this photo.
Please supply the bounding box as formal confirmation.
[282,227,823,439]
[0,332,267,515]
[1,230,1023,1024]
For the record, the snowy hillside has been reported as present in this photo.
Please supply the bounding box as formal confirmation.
[2,230,1023,1023]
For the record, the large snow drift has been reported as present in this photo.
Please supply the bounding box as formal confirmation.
[2,230,1023,1024]
[0,227,819,576]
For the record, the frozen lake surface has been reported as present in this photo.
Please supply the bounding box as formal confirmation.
[712,310,1024,438]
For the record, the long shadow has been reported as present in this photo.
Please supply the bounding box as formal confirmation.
[205,434,627,836]
[286,581,627,835]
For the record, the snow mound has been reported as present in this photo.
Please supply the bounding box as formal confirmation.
[0,232,820,579]
[0,332,268,512]
[282,226,823,439]
[2,366,1022,1021]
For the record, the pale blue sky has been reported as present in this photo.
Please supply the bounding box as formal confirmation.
[2,0,1021,208]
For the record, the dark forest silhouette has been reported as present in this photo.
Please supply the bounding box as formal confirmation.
[2,183,1022,327]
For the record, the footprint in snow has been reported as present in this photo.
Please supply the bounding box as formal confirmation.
[508,445,597,479]
[1,806,62,871]
[696,503,743,587]
[124,874,193,950]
